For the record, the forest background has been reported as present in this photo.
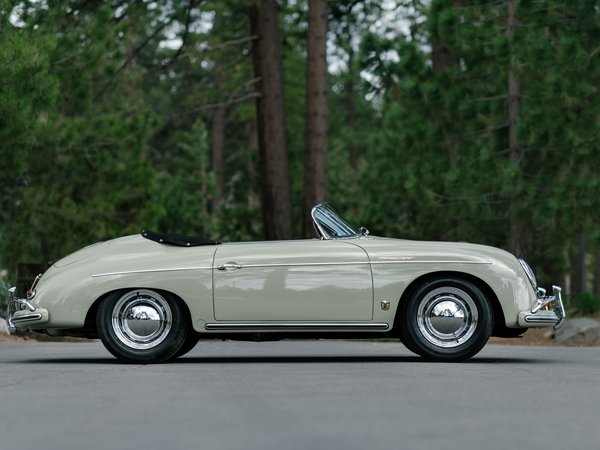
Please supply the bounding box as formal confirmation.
[1,0,599,312]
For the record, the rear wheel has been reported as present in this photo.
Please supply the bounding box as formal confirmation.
[399,278,493,361]
[97,289,190,363]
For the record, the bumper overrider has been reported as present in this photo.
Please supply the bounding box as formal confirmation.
[5,276,49,334]
[518,285,566,328]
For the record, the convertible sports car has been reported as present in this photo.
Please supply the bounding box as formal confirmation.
[7,203,564,363]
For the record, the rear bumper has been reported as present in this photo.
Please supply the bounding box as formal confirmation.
[517,285,565,328]
[6,287,49,334]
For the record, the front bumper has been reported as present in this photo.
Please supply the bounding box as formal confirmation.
[517,285,565,328]
[5,286,49,334]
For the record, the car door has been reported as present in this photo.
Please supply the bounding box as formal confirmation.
[212,240,373,321]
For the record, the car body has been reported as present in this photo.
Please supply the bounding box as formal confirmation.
[7,203,565,362]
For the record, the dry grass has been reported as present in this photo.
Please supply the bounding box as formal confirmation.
[0,332,88,344]
[0,333,33,343]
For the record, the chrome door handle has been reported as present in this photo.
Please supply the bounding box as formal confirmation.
[217,263,242,271]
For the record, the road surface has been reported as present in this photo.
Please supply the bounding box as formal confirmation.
[1,340,598,450]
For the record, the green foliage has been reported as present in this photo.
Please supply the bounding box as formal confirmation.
[0,275,9,316]
[358,0,600,284]
[151,121,214,236]
[1,1,158,275]
[0,0,598,295]
[569,293,600,317]
[0,9,58,271]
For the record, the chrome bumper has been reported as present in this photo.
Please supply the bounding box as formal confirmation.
[6,286,48,334]
[518,285,565,328]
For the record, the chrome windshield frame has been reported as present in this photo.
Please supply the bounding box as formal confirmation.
[310,203,362,240]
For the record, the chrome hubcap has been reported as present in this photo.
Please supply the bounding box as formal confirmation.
[416,287,478,348]
[112,290,172,350]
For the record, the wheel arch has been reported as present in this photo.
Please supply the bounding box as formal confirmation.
[393,270,506,335]
[83,288,194,336]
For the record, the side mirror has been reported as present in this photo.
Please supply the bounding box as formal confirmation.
[359,227,369,236]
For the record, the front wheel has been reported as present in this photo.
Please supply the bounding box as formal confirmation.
[171,331,201,359]
[97,289,190,363]
[399,278,493,361]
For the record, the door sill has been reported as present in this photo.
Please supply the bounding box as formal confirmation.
[204,322,389,331]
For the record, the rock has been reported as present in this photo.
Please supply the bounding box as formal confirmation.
[553,318,600,346]
[0,317,9,335]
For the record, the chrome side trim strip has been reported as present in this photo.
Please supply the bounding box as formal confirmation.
[218,260,490,270]
[11,313,43,323]
[92,260,491,277]
[369,260,491,265]
[92,266,212,277]
[204,322,389,331]
[237,261,368,269]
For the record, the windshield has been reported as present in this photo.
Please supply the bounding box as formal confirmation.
[311,203,360,239]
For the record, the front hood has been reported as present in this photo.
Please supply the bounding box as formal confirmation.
[355,236,518,266]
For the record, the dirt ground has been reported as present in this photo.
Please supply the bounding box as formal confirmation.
[0,332,88,344]
[0,333,32,343]
[488,328,561,346]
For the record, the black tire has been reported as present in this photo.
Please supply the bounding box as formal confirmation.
[172,331,201,359]
[97,289,190,363]
[399,277,493,361]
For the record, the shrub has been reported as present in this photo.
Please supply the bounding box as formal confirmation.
[570,293,600,317]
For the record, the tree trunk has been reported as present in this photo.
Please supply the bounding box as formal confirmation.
[247,119,260,210]
[594,249,600,297]
[431,0,461,71]
[211,103,226,210]
[211,12,226,211]
[431,40,456,71]
[303,0,329,237]
[126,16,135,100]
[431,0,460,160]
[571,234,587,295]
[250,0,293,240]
[507,0,523,256]
[346,46,358,171]
[200,155,208,231]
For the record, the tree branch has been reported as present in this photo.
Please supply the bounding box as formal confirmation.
[431,191,500,203]
[161,0,201,68]
[211,35,258,51]
[93,20,172,101]
[467,95,508,102]
[176,92,260,116]
[456,122,510,137]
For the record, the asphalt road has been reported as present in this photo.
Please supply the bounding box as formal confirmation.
[1,340,599,450]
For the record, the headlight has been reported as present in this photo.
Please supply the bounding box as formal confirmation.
[518,258,537,289]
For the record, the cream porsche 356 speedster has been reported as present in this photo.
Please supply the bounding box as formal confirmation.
[7,203,564,363]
